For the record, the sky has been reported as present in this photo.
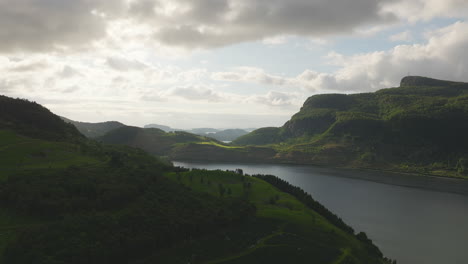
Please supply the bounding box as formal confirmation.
[1,0,468,129]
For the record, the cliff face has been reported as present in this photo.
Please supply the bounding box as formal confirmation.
[399,76,464,87]
[223,77,468,177]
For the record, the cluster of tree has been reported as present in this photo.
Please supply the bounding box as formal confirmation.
[0,152,256,264]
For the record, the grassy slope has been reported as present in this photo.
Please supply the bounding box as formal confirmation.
[0,130,101,179]
[158,169,383,264]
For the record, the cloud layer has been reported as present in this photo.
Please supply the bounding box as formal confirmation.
[0,0,126,52]
[2,0,467,52]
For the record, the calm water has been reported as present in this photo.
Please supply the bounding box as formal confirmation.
[174,161,468,264]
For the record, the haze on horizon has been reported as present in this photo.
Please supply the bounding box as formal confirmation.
[1,0,468,129]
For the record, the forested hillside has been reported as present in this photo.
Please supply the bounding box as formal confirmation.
[0,95,388,263]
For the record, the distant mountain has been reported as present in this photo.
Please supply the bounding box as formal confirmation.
[98,126,219,156]
[187,127,220,134]
[144,123,176,132]
[205,129,248,141]
[174,76,468,178]
[143,124,250,141]
[61,117,125,138]
[232,127,282,145]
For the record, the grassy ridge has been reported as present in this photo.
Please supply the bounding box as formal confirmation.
[161,169,385,263]
[0,130,101,179]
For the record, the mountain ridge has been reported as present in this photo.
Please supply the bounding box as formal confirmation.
[61,117,125,138]
[174,76,468,178]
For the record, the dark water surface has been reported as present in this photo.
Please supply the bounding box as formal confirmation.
[174,161,468,264]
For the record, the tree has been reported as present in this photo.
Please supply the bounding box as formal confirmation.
[218,184,226,197]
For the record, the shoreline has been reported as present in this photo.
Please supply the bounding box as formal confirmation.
[172,159,468,196]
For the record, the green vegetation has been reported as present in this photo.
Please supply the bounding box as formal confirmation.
[0,95,387,263]
[198,141,242,149]
[97,126,219,156]
[162,169,385,263]
[62,117,125,138]
[232,127,284,145]
[0,130,101,179]
[206,129,249,142]
[172,76,468,179]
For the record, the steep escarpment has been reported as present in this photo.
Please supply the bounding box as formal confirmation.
[218,77,468,177]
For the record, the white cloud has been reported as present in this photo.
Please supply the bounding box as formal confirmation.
[210,21,468,94]
[164,85,225,102]
[60,66,82,79]
[0,0,125,52]
[106,57,147,71]
[0,0,467,52]
[212,67,290,86]
[383,0,468,23]
[389,30,413,42]
[135,0,396,49]
[7,60,49,72]
[247,91,301,107]
[62,85,81,94]
[262,36,288,45]
[296,21,468,92]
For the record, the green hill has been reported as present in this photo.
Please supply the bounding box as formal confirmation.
[98,126,222,156]
[232,127,283,145]
[61,117,125,138]
[206,129,249,142]
[0,95,387,263]
[174,76,468,178]
[0,96,82,141]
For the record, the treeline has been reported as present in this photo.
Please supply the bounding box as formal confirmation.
[253,174,383,258]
